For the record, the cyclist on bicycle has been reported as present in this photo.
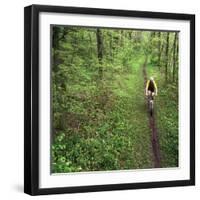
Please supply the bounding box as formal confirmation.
[145,77,158,97]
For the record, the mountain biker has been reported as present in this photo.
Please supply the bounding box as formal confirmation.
[145,77,157,98]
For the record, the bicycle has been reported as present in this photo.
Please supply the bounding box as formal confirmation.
[147,91,155,116]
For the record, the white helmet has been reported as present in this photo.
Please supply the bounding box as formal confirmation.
[150,77,154,81]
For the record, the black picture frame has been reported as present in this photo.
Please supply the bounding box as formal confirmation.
[24,4,195,196]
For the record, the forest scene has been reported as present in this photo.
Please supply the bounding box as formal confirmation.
[51,25,179,173]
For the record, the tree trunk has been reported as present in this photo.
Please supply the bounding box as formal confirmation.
[129,31,132,40]
[52,27,69,72]
[150,31,155,54]
[165,32,170,82]
[120,30,124,47]
[175,33,179,82]
[109,31,113,61]
[158,32,161,69]
[172,32,178,82]
[96,28,103,79]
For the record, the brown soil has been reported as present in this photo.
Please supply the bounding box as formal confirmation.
[142,58,161,168]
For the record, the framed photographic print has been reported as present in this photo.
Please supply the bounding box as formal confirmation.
[24,4,195,195]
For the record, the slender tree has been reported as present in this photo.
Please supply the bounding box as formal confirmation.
[172,32,178,82]
[108,31,113,61]
[175,33,179,82]
[120,30,124,47]
[96,28,103,79]
[165,32,170,81]
[158,32,161,70]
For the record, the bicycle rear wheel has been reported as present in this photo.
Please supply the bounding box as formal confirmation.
[149,101,153,116]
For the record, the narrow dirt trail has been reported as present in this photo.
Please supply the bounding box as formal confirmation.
[142,58,161,168]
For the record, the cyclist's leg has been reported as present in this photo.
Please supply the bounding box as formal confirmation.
[147,90,151,109]
[148,90,152,96]
[148,90,153,115]
[150,89,154,100]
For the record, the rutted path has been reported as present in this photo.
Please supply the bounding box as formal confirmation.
[142,58,161,168]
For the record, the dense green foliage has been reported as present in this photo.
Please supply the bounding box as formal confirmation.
[147,65,179,167]
[51,26,179,173]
